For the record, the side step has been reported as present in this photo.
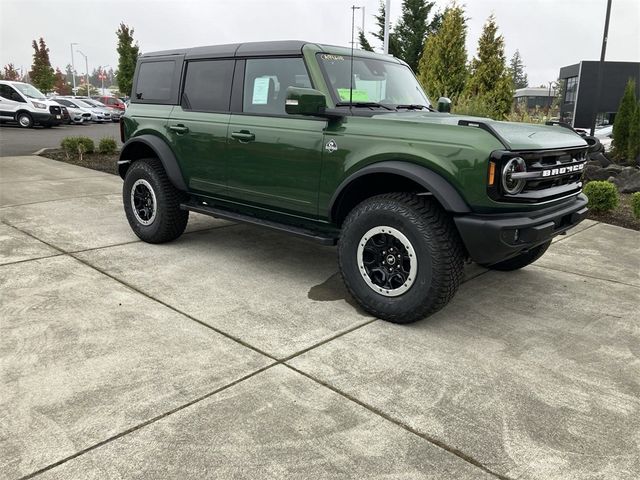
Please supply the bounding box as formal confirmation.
[180,201,338,246]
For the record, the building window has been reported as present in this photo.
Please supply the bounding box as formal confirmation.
[564,76,577,103]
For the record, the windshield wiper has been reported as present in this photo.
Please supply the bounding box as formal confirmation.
[335,101,395,111]
[395,104,435,112]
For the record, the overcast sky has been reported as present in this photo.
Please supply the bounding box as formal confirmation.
[1,0,638,88]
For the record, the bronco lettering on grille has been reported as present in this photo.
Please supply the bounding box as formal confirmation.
[541,163,585,177]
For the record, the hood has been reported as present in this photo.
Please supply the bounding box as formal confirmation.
[373,112,587,151]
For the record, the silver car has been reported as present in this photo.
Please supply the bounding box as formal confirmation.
[64,97,111,123]
[51,98,92,124]
[75,97,119,122]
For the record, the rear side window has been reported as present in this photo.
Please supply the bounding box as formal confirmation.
[134,60,176,102]
[182,60,234,112]
[0,84,25,102]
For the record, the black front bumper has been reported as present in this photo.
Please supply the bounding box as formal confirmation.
[31,111,62,126]
[454,194,589,266]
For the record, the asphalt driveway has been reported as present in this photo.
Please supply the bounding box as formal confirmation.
[1,156,639,480]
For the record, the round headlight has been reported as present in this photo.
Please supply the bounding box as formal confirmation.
[502,157,527,195]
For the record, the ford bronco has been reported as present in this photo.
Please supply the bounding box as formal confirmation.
[118,41,589,323]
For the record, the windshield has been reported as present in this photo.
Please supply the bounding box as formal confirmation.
[13,83,46,100]
[74,99,94,108]
[317,54,430,108]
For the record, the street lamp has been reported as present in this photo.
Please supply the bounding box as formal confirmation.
[100,65,110,95]
[76,49,89,96]
[383,0,391,54]
[70,43,78,93]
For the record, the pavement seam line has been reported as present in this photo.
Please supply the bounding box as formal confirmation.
[0,252,65,267]
[284,364,513,480]
[17,363,279,480]
[0,173,113,185]
[0,192,122,209]
[531,263,640,289]
[550,221,600,245]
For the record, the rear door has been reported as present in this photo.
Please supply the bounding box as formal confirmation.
[167,58,235,196]
[226,57,326,217]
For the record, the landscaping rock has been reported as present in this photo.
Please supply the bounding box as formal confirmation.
[584,164,613,182]
[588,152,612,168]
[611,167,640,193]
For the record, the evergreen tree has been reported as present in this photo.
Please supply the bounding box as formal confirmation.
[417,3,467,101]
[116,23,140,96]
[29,38,56,92]
[1,63,20,81]
[628,102,640,164]
[394,0,441,71]
[64,64,75,85]
[53,68,72,95]
[358,30,374,52]
[371,2,402,57]
[613,79,638,162]
[509,50,528,89]
[462,15,513,119]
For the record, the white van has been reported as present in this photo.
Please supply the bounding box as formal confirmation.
[0,80,63,128]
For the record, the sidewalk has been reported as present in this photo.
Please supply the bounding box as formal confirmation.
[1,156,639,480]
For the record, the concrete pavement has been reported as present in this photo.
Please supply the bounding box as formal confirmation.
[1,156,639,479]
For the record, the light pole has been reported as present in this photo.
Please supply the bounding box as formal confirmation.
[591,0,613,136]
[383,0,391,54]
[70,42,78,94]
[76,49,89,96]
[350,6,362,48]
[100,65,110,95]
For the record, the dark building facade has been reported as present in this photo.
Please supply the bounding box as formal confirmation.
[558,61,640,128]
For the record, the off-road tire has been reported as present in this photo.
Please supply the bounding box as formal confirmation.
[123,158,189,243]
[16,112,33,128]
[338,193,465,324]
[484,241,551,271]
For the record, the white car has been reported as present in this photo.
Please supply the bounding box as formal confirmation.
[51,98,92,124]
[0,80,64,128]
[82,98,122,121]
[593,125,613,152]
[59,97,111,123]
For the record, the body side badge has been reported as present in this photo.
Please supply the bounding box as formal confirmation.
[325,139,338,153]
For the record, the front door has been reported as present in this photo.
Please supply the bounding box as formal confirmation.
[167,59,235,196]
[226,57,325,217]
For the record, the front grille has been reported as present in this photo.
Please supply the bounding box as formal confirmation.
[49,105,61,115]
[489,147,588,203]
[82,113,91,117]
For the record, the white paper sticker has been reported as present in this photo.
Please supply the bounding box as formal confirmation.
[252,77,270,105]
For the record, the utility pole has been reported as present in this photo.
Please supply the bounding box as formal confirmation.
[76,49,89,96]
[70,42,78,94]
[383,0,391,54]
[590,0,612,136]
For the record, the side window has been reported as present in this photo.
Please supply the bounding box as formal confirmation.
[134,60,175,102]
[0,85,25,102]
[243,58,311,115]
[182,59,234,112]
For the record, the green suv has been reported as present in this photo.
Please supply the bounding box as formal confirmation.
[119,41,589,323]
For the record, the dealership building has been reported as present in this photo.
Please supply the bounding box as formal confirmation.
[558,60,640,128]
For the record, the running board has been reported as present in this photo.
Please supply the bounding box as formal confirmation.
[181,201,338,246]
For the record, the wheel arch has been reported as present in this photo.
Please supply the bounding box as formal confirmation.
[118,135,187,191]
[329,161,470,226]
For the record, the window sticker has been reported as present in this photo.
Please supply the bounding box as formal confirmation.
[321,54,344,61]
[252,77,270,105]
[337,88,369,102]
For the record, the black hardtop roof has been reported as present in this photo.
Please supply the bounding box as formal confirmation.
[139,40,403,63]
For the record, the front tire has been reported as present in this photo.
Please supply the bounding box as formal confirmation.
[338,193,464,324]
[16,112,33,128]
[484,241,551,271]
[123,158,189,243]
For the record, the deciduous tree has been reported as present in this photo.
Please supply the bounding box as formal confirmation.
[1,63,20,81]
[53,67,72,95]
[417,3,467,101]
[116,23,140,96]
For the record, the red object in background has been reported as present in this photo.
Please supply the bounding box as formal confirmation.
[94,95,126,110]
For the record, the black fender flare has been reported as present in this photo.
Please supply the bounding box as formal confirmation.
[329,161,470,222]
[118,135,187,191]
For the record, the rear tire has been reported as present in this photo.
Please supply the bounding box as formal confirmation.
[484,241,551,271]
[123,158,189,243]
[338,193,464,324]
[16,112,33,128]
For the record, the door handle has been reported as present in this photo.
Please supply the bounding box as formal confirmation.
[168,124,189,134]
[231,130,255,142]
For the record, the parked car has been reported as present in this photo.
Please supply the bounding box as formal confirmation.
[593,125,613,152]
[92,95,126,112]
[83,98,122,121]
[0,80,63,128]
[51,98,92,124]
[119,40,590,324]
[60,97,111,123]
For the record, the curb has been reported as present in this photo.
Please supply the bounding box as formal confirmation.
[33,147,58,155]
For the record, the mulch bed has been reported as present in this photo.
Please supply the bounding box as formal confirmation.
[587,193,640,231]
[40,149,640,232]
[40,149,119,175]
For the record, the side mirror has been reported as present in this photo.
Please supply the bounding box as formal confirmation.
[437,97,451,113]
[285,87,327,116]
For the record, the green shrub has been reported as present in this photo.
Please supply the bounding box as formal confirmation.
[98,137,118,155]
[583,181,619,212]
[631,192,640,219]
[76,136,95,154]
[60,136,79,156]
